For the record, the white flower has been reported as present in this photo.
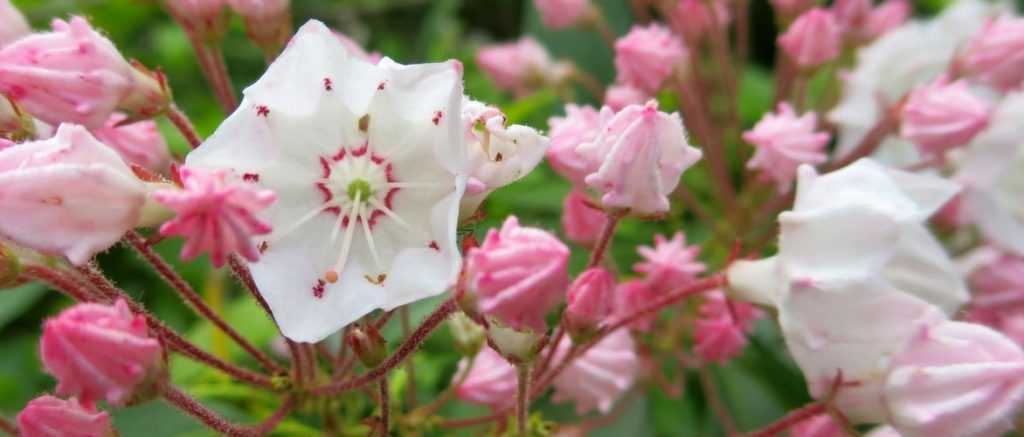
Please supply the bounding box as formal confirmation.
[829,0,1003,167]
[954,92,1024,256]
[726,159,966,422]
[459,98,548,218]
[185,20,467,342]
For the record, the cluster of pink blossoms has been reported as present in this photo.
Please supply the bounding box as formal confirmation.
[1,0,1024,435]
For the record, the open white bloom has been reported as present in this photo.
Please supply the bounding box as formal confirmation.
[954,92,1024,256]
[186,21,467,342]
[727,159,966,422]
[829,0,1003,167]
[459,98,548,218]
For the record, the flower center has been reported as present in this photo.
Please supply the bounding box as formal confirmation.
[347,179,374,202]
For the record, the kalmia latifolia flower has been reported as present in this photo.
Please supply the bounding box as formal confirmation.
[791,413,844,437]
[0,124,148,265]
[462,216,569,334]
[0,0,29,47]
[900,76,989,159]
[154,166,276,267]
[551,329,638,414]
[226,0,292,56]
[334,31,382,64]
[613,24,686,94]
[0,17,166,128]
[603,83,649,111]
[184,21,467,342]
[92,112,172,172]
[962,247,1024,347]
[577,101,702,215]
[40,299,165,407]
[561,189,605,247]
[884,321,1024,437]
[831,0,872,36]
[743,103,830,192]
[778,8,841,69]
[460,98,548,218]
[547,104,600,186]
[564,267,616,341]
[633,231,705,294]
[863,0,911,41]
[17,396,116,437]
[477,38,568,97]
[453,346,518,410]
[614,279,658,332]
[533,0,590,29]
[963,15,1024,92]
[669,0,730,44]
[693,289,763,363]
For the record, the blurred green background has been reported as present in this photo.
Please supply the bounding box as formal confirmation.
[0,0,977,435]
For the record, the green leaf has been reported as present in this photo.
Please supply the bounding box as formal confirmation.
[0,283,46,331]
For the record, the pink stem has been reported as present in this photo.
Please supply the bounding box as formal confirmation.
[697,365,739,436]
[228,255,275,321]
[588,212,622,268]
[747,402,826,437]
[515,365,531,437]
[252,397,296,436]
[400,306,419,408]
[166,103,203,149]
[378,378,391,436]
[162,385,255,437]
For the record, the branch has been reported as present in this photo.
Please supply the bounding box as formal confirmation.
[162,385,255,437]
[166,103,203,149]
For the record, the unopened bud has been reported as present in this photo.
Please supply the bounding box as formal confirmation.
[119,62,173,119]
[0,94,33,141]
[0,242,20,287]
[448,312,486,356]
[564,268,615,343]
[346,323,387,368]
[487,320,547,365]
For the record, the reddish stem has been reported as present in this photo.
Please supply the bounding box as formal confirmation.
[166,103,203,149]
[228,255,275,321]
[826,101,903,172]
[746,402,826,437]
[588,212,622,268]
[400,306,419,409]
[162,385,255,437]
[285,339,308,385]
[697,365,739,436]
[309,299,457,396]
[378,378,391,436]
[0,416,16,435]
[252,397,296,436]
[515,365,531,437]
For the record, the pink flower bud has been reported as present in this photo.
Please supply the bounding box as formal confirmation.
[334,31,381,64]
[900,77,989,159]
[614,279,657,331]
[552,329,638,414]
[41,299,165,407]
[863,0,911,41]
[154,166,276,267]
[346,323,387,368]
[17,396,116,437]
[963,16,1024,92]
[0,17,138,128]
[463,216,570,333]
[478,38,563,96]
[770,0,816,21]
[92,113,171,173]
[791,413,844,437]
[561,189,605,247]
[884,321,1024,437]
[227,0,292,57]
[614,24,686,93]
[165,0,229,42]
[969,251,1024,314]
[832,0,872,35]
[669,0,730,44]
[0,0,29,47]
[534,0,590,29]
[634,232,705,293]
[603,83,649,111]
[693,289,763,363]
[779,8,841,69]
[744,103,830,192]
[547,104,600,186]
[454,346,517,410]
[564,267,616,341]
[577,102,702,215]
[0,124,148,265]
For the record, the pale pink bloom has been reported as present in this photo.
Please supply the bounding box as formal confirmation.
[779,8,841,69]
[552,329,638,414]
[614,279,658,331]
[547,104,600,186]
[900,77,989,159]
[92,113,171,172]
[791,413,844,437]
[963,16,1024,91]
[0,124,147,265]
[478,38,560,96]
[227,0,292,55]
[884,321,1024,437]
[603,83,649,111]
[0,17,136,128]
[534,0,590,29]
[865,426,903,437]
[744,103,830,192]
[693,289,763,363]
[165,0,228,41]
[464,216,569,333]
[669,0,730,43]
[454,346,518,410]
[968,250,1024,313]
[154,166,275,267]
[0,0,29,47]
[1001,313,1024,346]
[17,396,115,437]
[614,24,686,93]
[863,0,911,41]
[41,299,164,407]
[770,0,816,20]
[634,232,705,294]
[577,102,702,215]
[832,0,872,35]
[564,267,616,339]
[561,188,605,246]
[0,138,12,150]
[334,32,381,64]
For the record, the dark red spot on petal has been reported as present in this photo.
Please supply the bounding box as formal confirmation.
[313,279,326,299]
[243,173,260,182]
[429,241,440,251]
[324,77,333,91]
[258,241,269,254]
[256,105,270,117]
[377,81,386,90]
[432,110,443,125]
